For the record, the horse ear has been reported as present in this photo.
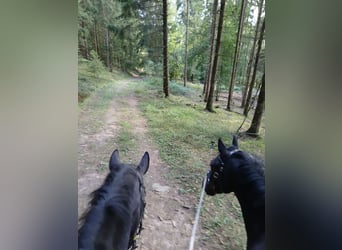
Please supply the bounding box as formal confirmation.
[137,152,149,175]
[232,135,239,148]
[109,149,120,171]
[218,138,227,155]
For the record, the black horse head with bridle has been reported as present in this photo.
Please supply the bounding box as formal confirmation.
[205,136,265,250]
[78,149,149,250]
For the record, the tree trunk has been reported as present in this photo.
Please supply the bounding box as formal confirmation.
[238,39,249,91]
[215,84,220,101]
[206,0,226,112]
[79,21,88,59]
[84,36,89,59]
[105,27,110,69]
[241,0,264,108]
[163,0,169,97]
[245,72,265,136]
[243,18,265,116]
[226,0,247,111]
[203,0,218,100]
[183,0,189,87]
[216,63,224,101]
[94,21,98,55]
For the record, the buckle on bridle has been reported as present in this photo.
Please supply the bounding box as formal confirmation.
[213,171,219,179]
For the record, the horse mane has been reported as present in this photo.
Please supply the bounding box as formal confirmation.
[230,151,265,249]
[233,151,265,199]
[78,166,141,249]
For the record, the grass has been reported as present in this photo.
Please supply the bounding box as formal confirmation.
[78,63,131,136]
[115,120,138,159]
[134,77,265,249]
[78,82,118,135]
[78,58,126,103]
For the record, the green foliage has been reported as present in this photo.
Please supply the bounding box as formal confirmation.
[78,53,121,103]
[78,77,96,103]
[89,50,106,78]
[145,77,162,87]
[169,52,183,80]
[168,20,184,80]
[143,60,163,77]
[169,81,197,97]
[78,0,263,86]
[79,58,96,102]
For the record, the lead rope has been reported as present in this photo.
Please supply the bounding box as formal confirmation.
[188,142,214,250]
[188,173,207,250]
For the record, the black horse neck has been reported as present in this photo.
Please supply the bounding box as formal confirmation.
[233,164,265,250]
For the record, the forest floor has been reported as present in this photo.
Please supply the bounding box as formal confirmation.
[78,77,206,249]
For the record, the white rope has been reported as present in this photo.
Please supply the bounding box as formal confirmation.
[188,173,207,250]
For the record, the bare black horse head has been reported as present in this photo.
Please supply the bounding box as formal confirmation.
[205,136,265,250]
[78,149,149,250]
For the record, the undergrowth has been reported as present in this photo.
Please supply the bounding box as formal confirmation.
[78,56,126,103]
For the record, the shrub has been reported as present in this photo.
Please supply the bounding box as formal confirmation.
[88,50,106,78]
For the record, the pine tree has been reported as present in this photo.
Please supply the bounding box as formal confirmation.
[244,18,265,116]
[206,0,226,112]
[245,72,265,136]
[203,0,218,101]
[226,0,247,111]
[163,0,170,97]
[241,0,264,108]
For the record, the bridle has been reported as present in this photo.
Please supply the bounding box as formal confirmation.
[128,176,146,250]
[208,148,241,183]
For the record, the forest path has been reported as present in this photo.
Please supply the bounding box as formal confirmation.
[78,77,203,249]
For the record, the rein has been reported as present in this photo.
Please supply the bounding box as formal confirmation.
[188,147,241,250]
[128,220,143,250]
[188,142,215,250]
[128,176,146,250]
[188,171,207,250]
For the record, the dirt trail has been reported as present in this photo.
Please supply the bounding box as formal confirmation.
[78,78,203,249]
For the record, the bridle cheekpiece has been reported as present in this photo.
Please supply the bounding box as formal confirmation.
[210,148,241,181]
